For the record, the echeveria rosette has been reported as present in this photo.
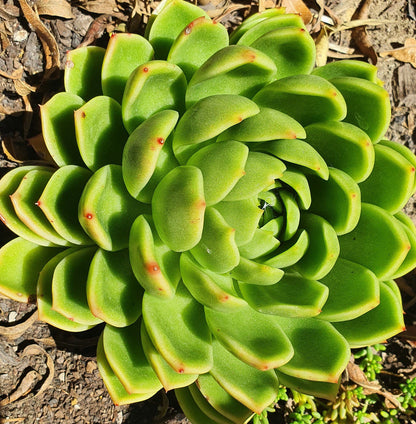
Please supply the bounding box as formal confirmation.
[0,1,415,422]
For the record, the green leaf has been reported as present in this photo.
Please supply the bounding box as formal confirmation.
[391,212,416,278]
[0,166,56,246]
[122,109,179,200]
[102,320,162,394]
[333,282,405,348]
[330,76,390,143]
[339,203,410,280]
[87,249,143,327]
[129,215,180,297]
[190,207,240,273]
[101,33,154,103]
[172,94,259,164]
[122,60,186,133]
[280,190,300,241]
[9,169,70,246]
[318,258,380,322]
[214,198,263,246]
[180,253,246,312]
[37,165,92,245]
[275,317,350,383]
[186,45,277,107]
[307,167,361,235]
[146,0,208,59]
[40,92,85,166]
[359,144,415,214]
[279,167,311,210]
[205,304,293,370]
[238,273,328,318]
[152,166,205,252]
[52,246,102,325]
[141,321,198,390]
[253,74,347,126]
[0,237,63,302]
[187,140,248,206]
[37,249,94,332]
[304,121,375,183]
[142,282,212,374]
[218,107,305,142]
[312,60,379,83]
[168,17,229,81]
[210,338,280,414]
[223,152,286,201]
[97,335,156,405]
[294,212,339,280]
[238,227,280,259]
[196,373,254,424]
[64,46,105,101]
[231,257,284,286]
[74,96,129,171]
[79,165,149,251]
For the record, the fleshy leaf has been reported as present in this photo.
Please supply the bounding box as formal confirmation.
[52,246,102,325]
[391,212,416,278]
[168,17,229,81]
[205,304,293,370]
[87,248,143,327]
[279,167,311,210]
[142,282,212,374]
[102,320,162,394]
[40,92,85,166]
[0,237,63,302]
[339,203,410,280]
[186,45,277,107]
[231,257,284,286]
[122,61,186,133]
[152,166,205,252]
[74,96,129,171]
[333,282,405,348]
[253,74,347,126]
[312,60,379,83]
[280,190,300,241]
[318,258,380,322]
[238,227,280,259]
[64,46,105,101]
[79,165,149,251]
[172,94,259,164]
[238,273,328,318]
[101,33,154,103]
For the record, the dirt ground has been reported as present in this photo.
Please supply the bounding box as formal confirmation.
[1,0,416,423]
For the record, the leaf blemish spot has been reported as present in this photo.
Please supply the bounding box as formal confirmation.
[157,137,165,145]
[143,67,149,73]
[85,213,94,220]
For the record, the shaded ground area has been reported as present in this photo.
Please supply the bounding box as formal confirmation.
[1,0,416,422]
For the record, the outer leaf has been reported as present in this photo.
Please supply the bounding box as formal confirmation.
[168,17,229,81]
[87,248,143,327]
[152,166,205,252]
[312,59,379,83]
[253,74,347,126]
[122,61,186,133]
[318,258,380,322]
[64,46,105,101]
[122,109,179,200]
[238,273,328,318]
[172,94,259,164]
[74,96,129,171]
[37,165,92,245]
[391,212,416,278]
[339,203,410,280]
[101,33,154,102]
[79,165,149,251]
[142,282,212,374]
[0,237,63,302]
[40,92,85,166]
[333,282,405,348]
[210,338,280,415]
[141,321,198,391]
[205,304,293,370]
[102,320,162,394]
[231,257,284,286]
[186,45,277,107]
[52,246,102,325]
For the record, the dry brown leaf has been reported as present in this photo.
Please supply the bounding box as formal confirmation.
[281,0,312,25]
[77,0,118,15]
[79,14,113,47]
[18,0,60,81]
[380,38,416,68]
[259,0,278,13]
[0,370,42,406]
[13,79,36,97]
[35,0,74,19]
[27,133,56,163]
[208,4,250,22]
[315,26,329,66]
[0,310,38,339]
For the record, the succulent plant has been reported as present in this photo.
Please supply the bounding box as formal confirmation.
[1,1,416,422]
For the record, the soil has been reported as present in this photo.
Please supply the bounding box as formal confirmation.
[0,0,416,423]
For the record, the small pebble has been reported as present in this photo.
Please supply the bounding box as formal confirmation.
[8,311,17,322]
[12,29,28,42]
